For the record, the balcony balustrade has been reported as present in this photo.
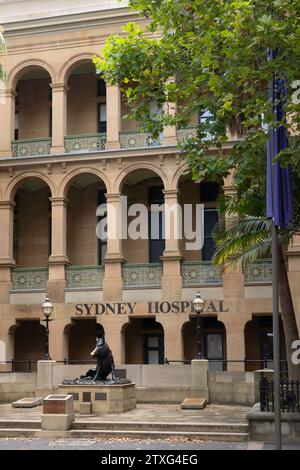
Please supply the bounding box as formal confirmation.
[66,265,104,289]
[182,261,222,287]
[123,263,163,288]
[244,259,272,284]
[11,267,48,291]
[120,131,162,149]
[12,138,52,158]
[65,133,106,153]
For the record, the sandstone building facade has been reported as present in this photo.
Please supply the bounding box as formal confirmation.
[0,0,296,373]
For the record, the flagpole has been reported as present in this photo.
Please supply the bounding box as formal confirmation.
[267,48,282,449]
[271,221,282,450]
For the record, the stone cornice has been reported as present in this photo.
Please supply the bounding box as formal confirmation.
[1,7,139,38]
[0,146,182,170]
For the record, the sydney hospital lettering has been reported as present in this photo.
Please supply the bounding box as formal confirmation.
[75,300,228,316]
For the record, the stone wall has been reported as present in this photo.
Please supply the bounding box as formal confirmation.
[0,373,36,402]
[208,371,255,405]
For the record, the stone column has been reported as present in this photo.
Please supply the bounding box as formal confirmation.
[0,201,15,303]
[104,318,124,365]
[161,189,183,300]
[47,197,69,303]
[0,89,15,157]
[103,193,125,301]
[162,318,183,361]
[163,101,178,146]
[191,359,209,399]
[222,172,245,297]
[50,83,68,154]
[106,85,121,150]
[287,235,300,332]
[222,317,247,372]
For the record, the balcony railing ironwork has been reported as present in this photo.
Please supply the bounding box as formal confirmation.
[182,261,222,287]
[11,267,48,291]
[244,259,272,284]
[120,131,162,149]
[176,126,198,145]
[66,265,104,289]
[12,138,52,157]
[123,263,162,288]
[65,133,106,153]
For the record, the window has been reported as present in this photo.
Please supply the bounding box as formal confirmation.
[202,208,219,261]
[199,109,214,140]
[97,78,106,97]
[14,112,19,141]
[148,187,165,263]
[98,103,107,133]
[49,107,52,138]
[200,181,219,202]
[98,190,107,265]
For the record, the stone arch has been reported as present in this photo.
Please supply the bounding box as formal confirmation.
[59,53,98,84]
[122,318,165,364]
[9,320,46,372]
[59,167,111,197]
[64,319,105,361]
[4,172,56,201]
[172,161,225,190]
[115,163,169,193]
[8,60,56,90]
[171,161,189,190]
[182,316,227,368]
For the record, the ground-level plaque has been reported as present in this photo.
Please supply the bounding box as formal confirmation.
[180,398,207,410]
[58,383,136,414]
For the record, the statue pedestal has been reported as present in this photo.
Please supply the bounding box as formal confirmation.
[58,383,136,414]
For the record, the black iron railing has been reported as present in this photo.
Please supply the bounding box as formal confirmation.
[260,374,300,412]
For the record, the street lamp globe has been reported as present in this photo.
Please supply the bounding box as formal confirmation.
[193,292,205,314]
[192,292,205,359]
[41,296,54,318]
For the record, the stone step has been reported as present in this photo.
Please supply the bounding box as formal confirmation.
[73,421,249,434]
[68,429,249,442]
[0,428,37,438]
[0,420,40,429]
[0,428,248,442]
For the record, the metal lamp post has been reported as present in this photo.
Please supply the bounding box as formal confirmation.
[41,296,54,360]
[192,292,205,359]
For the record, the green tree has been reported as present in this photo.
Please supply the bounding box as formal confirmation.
[213,216,299,380]
[95,1,300,377]
[0,30,5,84]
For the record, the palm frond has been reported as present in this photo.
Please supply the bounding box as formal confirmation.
[212,217,272,270]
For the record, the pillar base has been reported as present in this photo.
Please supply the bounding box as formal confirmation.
[103,278,123,302]
[162,136,178,146]
[105,141,121,150]
[161,254,183,300]
[223,272,245,298]
[0,150,12,158]
[46,280,66,303]
[50,146,66,155]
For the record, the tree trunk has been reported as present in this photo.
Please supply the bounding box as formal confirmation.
[278,245,300,381]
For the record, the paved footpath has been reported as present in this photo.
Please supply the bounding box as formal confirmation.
[0,403,250,423]
[0,438,298,450]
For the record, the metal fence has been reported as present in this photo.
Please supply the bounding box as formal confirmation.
[260,374,300,412]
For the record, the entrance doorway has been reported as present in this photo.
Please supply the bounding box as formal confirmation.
[123,317,165,364]
[65,319,104,361]
[244,315,286,371]
[144,334,164,364]
[182,317,226,370]
[11,320,46,372]
[204,332,224,371]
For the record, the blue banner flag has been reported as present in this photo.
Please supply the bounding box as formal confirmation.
[266,50,293,228]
